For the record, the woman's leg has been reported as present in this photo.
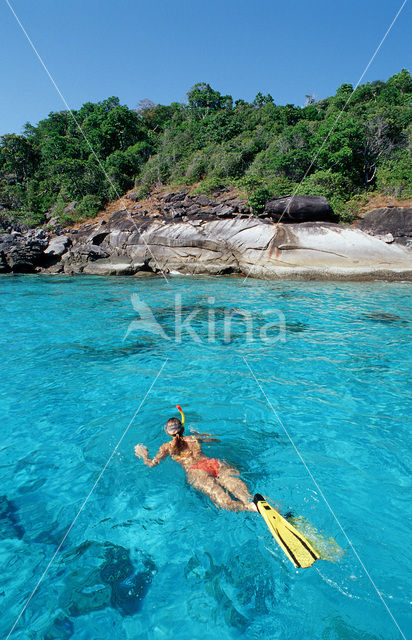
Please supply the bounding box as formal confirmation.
[217,466,256,511]
[187,469,249,512]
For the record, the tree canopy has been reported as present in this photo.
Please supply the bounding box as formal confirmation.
[1,70,411,225]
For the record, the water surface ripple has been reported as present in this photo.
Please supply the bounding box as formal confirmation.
[0,275,410,640]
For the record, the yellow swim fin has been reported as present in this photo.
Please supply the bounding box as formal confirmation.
[254,494,320,568]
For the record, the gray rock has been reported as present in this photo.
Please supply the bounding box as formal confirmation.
[225,198,247,212]
[163,191,187,203]
[0,230,49,272]
[45,216,60,228]
[32,228,47,240]
[56,214,412,280]
[357,207,412,245]
[171,192,187,202]
[2,196,412,281]
[187,204,201,215]
[63,201,77,214]
[161,192,175,203]
[83,256,137,275]
[77,244,110,260]
[139,217,411,279]
[377,232,394,243]
[264,195,336,222]
[106,209,136,232]
[169,207,184,219]
[193,194,213,207]
[215,204,235,217]
[200,208,219,216]
[89,229,109,246]
[44,235,71,257]
[0,252,8,273]
[182,196,194,207]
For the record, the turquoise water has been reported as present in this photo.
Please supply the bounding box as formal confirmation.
[0,275,411,640]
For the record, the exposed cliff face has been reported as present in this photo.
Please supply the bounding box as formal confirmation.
[1,197,411,281]
[59,209,412,281]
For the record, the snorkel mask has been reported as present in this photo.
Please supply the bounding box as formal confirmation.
[165,405,185,437]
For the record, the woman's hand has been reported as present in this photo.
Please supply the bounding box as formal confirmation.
[134,444,148,459]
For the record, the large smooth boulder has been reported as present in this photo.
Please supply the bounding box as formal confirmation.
[264,195,337,222]
[44,235,71,257]
[357,207,412,245]
[54,214,412,280]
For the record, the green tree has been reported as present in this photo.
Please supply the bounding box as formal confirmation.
[386,69,412,94]
[1,70,411,227]
[0,134,36,182]
[376,148,412,197]
[253,92,274,106]
[240,174,270,213]
[187,83,233,119]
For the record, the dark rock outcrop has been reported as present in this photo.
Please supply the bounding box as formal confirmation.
[154,190,249,219]
[59,541,157,618]
[357,207,412,246]
[264,195,337,223]
[0,229,48,273]
[107,547,157,616]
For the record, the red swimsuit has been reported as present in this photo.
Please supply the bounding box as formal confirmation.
[189,458,220,478]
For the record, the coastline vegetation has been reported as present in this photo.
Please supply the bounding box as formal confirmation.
[0,69,411,226]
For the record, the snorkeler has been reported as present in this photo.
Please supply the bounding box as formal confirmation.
[134,406,257,512]
[134,406,321,568]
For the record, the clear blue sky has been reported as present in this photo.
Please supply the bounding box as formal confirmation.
[0,0,410,136]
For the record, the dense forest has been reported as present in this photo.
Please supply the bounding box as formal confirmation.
[0,69,411,226]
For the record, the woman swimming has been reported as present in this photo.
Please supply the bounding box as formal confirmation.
[134,408,257,512]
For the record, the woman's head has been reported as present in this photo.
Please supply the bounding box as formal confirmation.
[165,417,184,438]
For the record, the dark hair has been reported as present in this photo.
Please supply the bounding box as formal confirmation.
[165,418,183,436]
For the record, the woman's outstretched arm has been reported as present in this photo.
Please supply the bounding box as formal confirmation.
[134,443,170,467]
[189,430,220,443]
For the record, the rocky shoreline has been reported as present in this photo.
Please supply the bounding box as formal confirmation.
[1,192,411,281]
